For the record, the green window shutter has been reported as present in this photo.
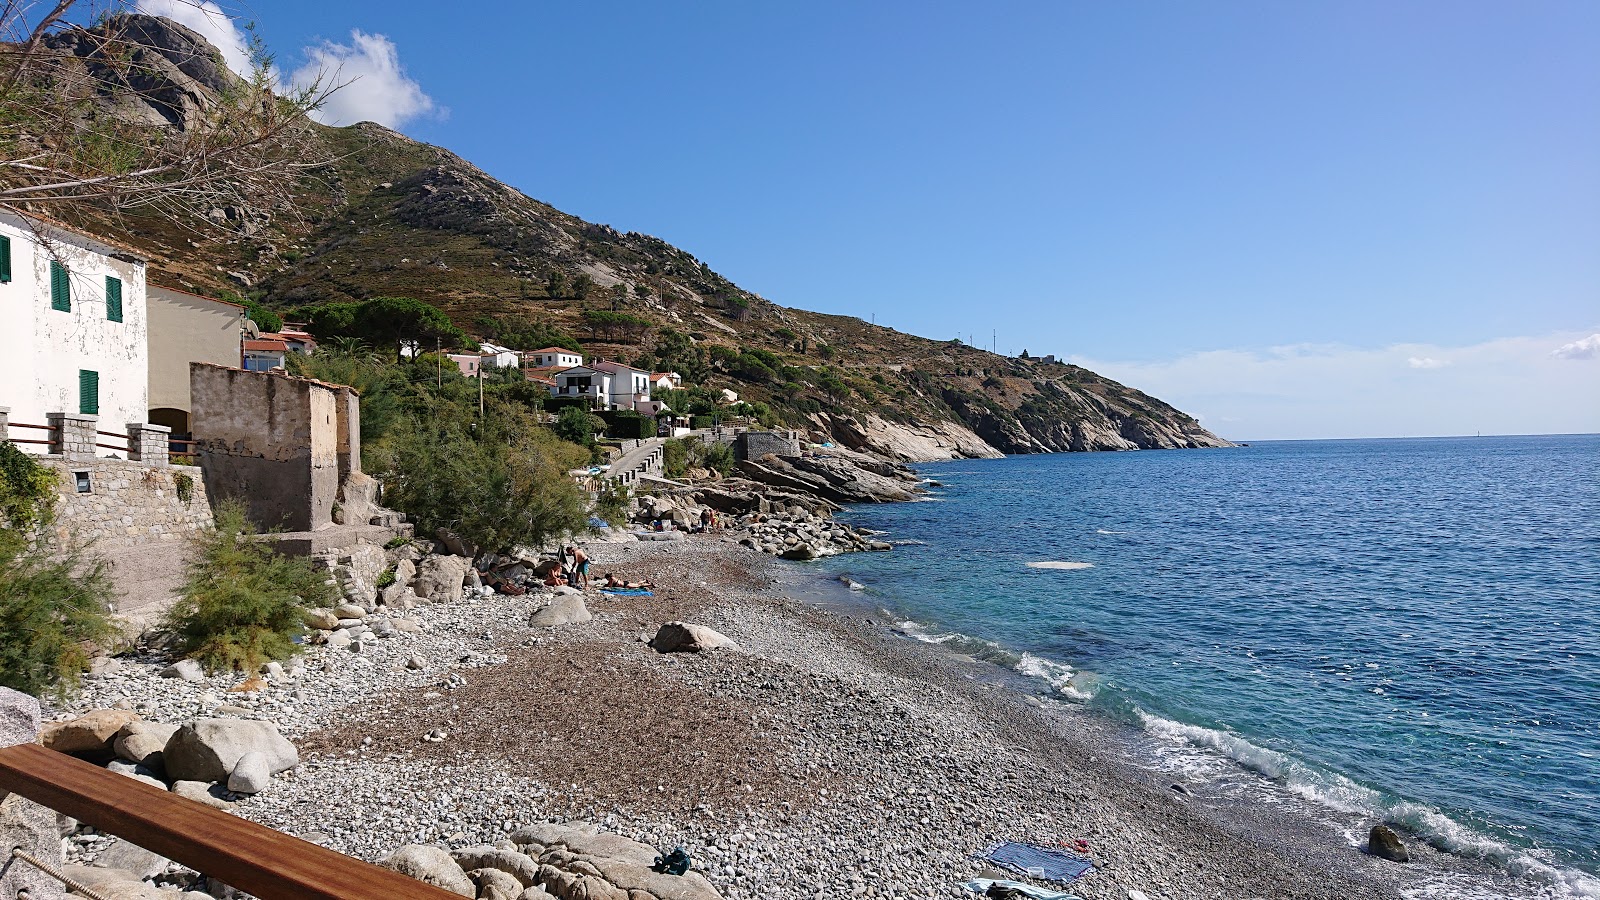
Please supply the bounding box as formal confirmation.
[0,235,11,283]
[50,260,70,311]
[105,276,123,322]
[79,370,99,415]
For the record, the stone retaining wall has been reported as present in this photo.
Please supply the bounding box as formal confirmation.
[38,457,213,551]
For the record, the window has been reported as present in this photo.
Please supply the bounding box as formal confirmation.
[105,276,122,322]
[50,260,69,311]
[0,234,10,283]
[74,471,92,493]
[78,369,99,415]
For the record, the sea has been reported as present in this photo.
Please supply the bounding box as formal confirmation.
[809,435,1599,899]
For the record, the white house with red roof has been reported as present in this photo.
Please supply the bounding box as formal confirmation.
[650,371,682,391]
[527,347,582,369]
[551,359,654,411]
[242,338,288,371]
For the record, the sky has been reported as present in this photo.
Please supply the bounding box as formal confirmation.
[135,0,1598,440]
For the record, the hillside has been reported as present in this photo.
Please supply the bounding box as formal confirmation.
[55,15,1232,461]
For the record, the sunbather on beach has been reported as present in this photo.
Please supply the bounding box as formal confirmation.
[602,573,655,590]
[542,567,567,587]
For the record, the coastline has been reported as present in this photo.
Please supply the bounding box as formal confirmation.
[58,535,1458,900]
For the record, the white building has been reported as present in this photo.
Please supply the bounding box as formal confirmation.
[650,371,682,391]
[527,347,583,369]
[550,366,612,406]
[0,212,149,454]
[478,342,522,368]
[242,338,288,371]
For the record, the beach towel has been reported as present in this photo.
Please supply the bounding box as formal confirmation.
[601,588,654,596]
[963,880,1082,900]
[979,842,1093,883]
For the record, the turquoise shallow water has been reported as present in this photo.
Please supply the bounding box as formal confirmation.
[814,435,1600,896]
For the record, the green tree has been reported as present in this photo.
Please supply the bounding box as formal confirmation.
[545,271,571,298]
[572,273,595,301]
[165,502,335,673]
[385,407,589,554]
[554,405,601,447]
[354,297,474,360]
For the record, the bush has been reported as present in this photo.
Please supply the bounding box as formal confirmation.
[164,502,336,673]
[700,442,736,477]
[0,445,118,697]
[662,439,688,479]
[593,482,630,528]
[555,405,603,447]
[690,415,715,430]
[599,411,653,440]
[385,407,590,555]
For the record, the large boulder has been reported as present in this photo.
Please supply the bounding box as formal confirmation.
[380,845,475,897]
[226,750,272,794]
[1368,824,1409,862]
[113,721,180,768]
[452,847,542,886]
[413,555,472,601]
[162,719,298,783]
[301,608,340,630]
[528,595,592,628]
[650,622,740,654]
[470,867,524,900]
[42,710,140,759]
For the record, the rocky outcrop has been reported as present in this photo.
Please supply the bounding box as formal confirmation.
[736,454,921,505]
[162,718,298,783]
[42,14,238,132]
[820,412,1004,462]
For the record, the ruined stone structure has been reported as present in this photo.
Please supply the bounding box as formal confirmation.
[735,429,802,462]
[190,364,350,533]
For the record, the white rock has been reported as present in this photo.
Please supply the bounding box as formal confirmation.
[227,750,272,794]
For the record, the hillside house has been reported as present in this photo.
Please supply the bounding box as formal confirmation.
[592,360,652,411]
[242,339,288,371]
[0,211,149,452]
[479,342,522,368]
[550,366,611,406]
[527,347,582,369]
[650,372,682,391]
[147,284,248,436]
[273,327,318,354]
[448,353,483,376]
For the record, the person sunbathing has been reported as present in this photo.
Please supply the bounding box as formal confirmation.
[542,568,567,587]
[603,573,655,590]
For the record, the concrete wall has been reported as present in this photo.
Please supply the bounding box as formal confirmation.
[1,212,148,453]
[147,284,245,432]
[191,364,341,532]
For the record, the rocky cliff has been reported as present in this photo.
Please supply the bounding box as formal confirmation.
[43,15,1233,462]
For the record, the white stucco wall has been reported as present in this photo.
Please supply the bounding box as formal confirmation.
[0,213,148,454]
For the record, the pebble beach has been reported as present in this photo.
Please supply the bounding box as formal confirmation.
[54,535,1443,900]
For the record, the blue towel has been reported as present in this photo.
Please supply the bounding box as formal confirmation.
[980,842,1093,882]
[601,588,654,596]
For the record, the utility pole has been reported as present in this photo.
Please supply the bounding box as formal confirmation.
[478,360,485,416]
[435,336,441,388]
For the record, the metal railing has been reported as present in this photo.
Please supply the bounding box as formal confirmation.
[95,428,132,454]
[0,743,465,900]
[4,420,56,447]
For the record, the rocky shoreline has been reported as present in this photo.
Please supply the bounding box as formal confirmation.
[44,535,1451,900]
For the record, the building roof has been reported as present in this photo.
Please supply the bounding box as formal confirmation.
[530,347,581,356]
[148,283,247,310]
[0,209,151,262]
[243,339,288,352]
[651,372,680,380]
[590,360,649,376]
[277,329,316,342]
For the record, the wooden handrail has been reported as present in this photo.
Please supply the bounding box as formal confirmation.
[0,744,464,900]
[7,422,54,431]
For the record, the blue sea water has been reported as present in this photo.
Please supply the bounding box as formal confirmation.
[814,435,1600,897]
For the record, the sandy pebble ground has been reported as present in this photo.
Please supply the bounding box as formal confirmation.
[58,536,1535,900]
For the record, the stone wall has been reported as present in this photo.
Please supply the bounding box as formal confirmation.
[191,364,346,532]
[39,457,212,551]
[735,430,801,461]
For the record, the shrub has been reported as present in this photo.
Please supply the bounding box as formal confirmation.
[699,442,736,477]
[165,501,336,673]
[593,482,630,528]
[384,407,590,555]
[0,445,119,696]
[555,405,603,447]
[662,439,688,479]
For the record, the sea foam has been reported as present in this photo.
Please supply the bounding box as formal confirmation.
[1027,561,1095,570]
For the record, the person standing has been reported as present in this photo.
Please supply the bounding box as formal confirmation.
[570,545,590,589]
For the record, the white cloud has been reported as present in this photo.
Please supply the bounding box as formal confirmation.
[1070,330,1600,441]
[135,0,254,77]
[288,31,435,129]
[1552,333,1600,360]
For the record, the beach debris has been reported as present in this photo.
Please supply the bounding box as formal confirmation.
[650,621,741,654]
[965,879,1083,899]
[980,841,1094,883]
[652,846,692,875]
[1367,824,1410,862]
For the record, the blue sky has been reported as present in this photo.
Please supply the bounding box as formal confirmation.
[149,1,1598,439]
